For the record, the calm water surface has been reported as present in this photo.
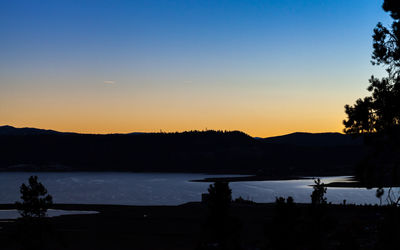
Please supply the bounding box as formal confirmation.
[0,209,98,220]
[0,172,383,205]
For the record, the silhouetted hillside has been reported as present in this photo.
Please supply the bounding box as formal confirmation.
[260,132,363,147]
[0,126,367,176]
[0,125,73,136]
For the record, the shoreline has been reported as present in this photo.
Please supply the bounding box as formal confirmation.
[190,175,309,183]
[2,170,391,188]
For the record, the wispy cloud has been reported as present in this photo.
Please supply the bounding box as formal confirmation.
[104,80,116,84]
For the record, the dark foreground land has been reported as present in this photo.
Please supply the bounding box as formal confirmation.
[0,202,398,250]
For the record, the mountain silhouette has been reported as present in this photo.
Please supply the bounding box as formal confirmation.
[0,125,72,136]
[0,125,366,176]
[0,126,361,146]
[260,132,363,147]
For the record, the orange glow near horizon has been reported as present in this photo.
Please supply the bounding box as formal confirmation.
[1,120,345,138]
[0,82,349,138]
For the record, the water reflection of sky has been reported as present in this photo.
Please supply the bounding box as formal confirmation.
[0,209,98,220]
[230,176,380,205]
[0,173,387,205]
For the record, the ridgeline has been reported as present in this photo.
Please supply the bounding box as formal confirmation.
[0,125,366,176]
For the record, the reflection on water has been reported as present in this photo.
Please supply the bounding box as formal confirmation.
[229,176,380,205]
[0,172,384,205]
[0,209,98,220]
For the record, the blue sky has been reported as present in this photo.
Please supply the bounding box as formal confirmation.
[0,0,393,136]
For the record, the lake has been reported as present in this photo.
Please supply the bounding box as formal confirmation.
[0,172,384,205]
[0,209,98,220]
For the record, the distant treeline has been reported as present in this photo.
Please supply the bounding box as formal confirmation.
[0,128,366,176]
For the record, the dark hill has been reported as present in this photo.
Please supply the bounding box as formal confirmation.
[260,132,363,147]
[0,126,366,176]
[0,125,72,136]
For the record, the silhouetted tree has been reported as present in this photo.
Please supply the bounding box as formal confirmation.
[199,182,243,250]
[372,0,400,76]
[15,176,53,250]
[344,0,400,188]
[349,3,400,232]
[376,187,385,205]
[16,176,53,218]
[207,181,232,218]
[311,178,327,205]
[308,180,332,250]
[344,0,400,135]
[267,196,300,250]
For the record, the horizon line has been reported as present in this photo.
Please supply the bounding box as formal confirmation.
[0,124,345,138]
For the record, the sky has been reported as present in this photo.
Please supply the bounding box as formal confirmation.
[0,0,393,137]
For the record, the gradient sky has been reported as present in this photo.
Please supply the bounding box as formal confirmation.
[0,0,393,137]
